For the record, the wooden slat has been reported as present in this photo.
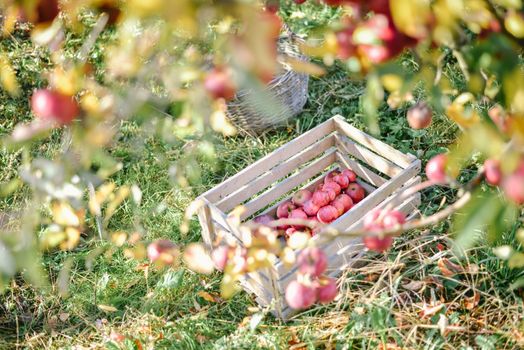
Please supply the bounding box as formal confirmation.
[201,118,335,203]
[335,152,387,187]
[197,207,213,248]
[333,115,413,168]
[240,149,337,220]
[335,133,402,178]
[216,135,336,212]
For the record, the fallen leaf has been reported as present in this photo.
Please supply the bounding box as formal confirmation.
[197,291,217,303]
[402,280,424,292]
[419,303,445,318]
[59,313,69,322]
[464,291,480,310]
[437,258,464,276]
[438,314,449,336]
[98,304,117,313]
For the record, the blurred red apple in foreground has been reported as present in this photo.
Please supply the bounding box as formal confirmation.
[31,89,79,125]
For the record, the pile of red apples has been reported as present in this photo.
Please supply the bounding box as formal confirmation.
[253,169,366,239]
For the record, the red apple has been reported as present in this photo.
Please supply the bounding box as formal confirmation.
[303,200,321,216]
[333,174,350,189]
[331,200,345,216]
[336,26,356,59]
[292,189,313,207]
[312,191,331,207]
[212,246,230,271]
[503,173,524,205]
[285,280,316,310]
[363,235,393,252]
[285,227,297,238]
[426,154,448,183]
[290,208,308,229]
[316,277,338,304]
[346,183,365,203]
[484,159,502,186]
[204,67,236,100]
[297,247,328,277]
[317,205,339,223]
[407,102,433,129]
[324,170,341,184]
[277,201,296,219]
[253,214,274,226]
[323,181,342,195]
[342,169,357,182]
[147,239,178,264]
[324,188,336,201]
[382,210,406,228]
[31,89,79,125]
[294,0,307,3]
[363,208,382,229]
[334,193,353,211]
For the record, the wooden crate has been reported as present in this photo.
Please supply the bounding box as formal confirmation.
[195,115,421,319]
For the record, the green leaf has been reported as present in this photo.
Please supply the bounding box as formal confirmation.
[508,252,524,268]
[453,190,506,255]
[509,277,524,290]
[361,74,383,135]
[156,270,184,289]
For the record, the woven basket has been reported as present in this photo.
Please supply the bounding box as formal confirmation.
[226,32,309,135]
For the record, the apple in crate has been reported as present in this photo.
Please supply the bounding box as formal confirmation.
[317,205,339,223]
[346,183,365,203]
[289,208,308,229]
[342,169,357,182]
[292,189,312,207]
[277,201,296,218]
[303,200,320,216]
[253,214,274,225]
[312,191,330,207]
[333,174,350,189]
[334,193,353,212]
[331,200,345,216]
[323,181,341,195]
[324,170,341,184]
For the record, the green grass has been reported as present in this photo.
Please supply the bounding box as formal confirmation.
[1,4,524,350]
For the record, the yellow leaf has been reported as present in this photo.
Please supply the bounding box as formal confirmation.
[104,186,130,223]
[390,0,431,39]
[98,304,118,313]
[283,58,325,77]
[52,202,82,227]
[183,243,214,274]
[197,291,217,303]
[445,93,480,128]
[60,227,81,251]
[0,54,19,96]
[111,231,128,247]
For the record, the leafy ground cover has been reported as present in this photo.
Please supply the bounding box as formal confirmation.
[1,3,523,349]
